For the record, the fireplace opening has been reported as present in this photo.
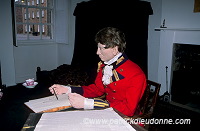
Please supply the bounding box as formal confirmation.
[171,43,200,111]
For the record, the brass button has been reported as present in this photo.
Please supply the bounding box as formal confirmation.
[114,83,117,86]
[120,69,123,72]
[112,97,116,100]
[112,90,116,93]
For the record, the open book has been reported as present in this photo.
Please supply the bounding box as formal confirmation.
[24,94,71,113]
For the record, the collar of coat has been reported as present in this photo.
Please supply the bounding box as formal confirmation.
[97,53,128,83]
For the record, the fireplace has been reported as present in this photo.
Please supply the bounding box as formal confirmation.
[171,43,200,110]
[156,28,200,113]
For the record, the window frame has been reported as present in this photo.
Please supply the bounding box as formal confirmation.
[12,0,55,46]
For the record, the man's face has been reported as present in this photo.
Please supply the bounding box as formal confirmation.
[96,43,118,62]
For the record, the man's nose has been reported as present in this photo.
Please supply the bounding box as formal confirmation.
[96,48,100,55]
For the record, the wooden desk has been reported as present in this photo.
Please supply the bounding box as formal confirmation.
[0,82,52,131]
[21,113,42,131]
[22,108,147,131]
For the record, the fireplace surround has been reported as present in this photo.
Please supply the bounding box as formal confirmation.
[156,28,200,112]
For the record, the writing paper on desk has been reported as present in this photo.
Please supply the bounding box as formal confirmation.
[34,108,136,131]
[24,94,71,113]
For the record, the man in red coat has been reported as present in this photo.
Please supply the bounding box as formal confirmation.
[49,27,146,117]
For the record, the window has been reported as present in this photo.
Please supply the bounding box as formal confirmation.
[37,11,39,18]
[32,11,34,18]
[42,25,45,32]
[32,0,34,5]
[42,10,44,17]
[14,0,54,42]
[25,25,27,32]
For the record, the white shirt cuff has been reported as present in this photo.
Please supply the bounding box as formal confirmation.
[63,85,71,94]
[84,98,94,109]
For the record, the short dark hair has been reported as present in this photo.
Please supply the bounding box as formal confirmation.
[95,27,126,52]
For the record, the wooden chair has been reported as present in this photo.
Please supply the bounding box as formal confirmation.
[112,80,160,130]
[131,80,161,119]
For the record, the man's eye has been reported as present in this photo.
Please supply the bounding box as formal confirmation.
[98,47,105,50]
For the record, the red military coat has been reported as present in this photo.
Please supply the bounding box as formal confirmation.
[82,54,147,116]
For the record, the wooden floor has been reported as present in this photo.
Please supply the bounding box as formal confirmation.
[147,100,200,131]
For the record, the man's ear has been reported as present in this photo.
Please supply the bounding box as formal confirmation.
[113,46,119,56]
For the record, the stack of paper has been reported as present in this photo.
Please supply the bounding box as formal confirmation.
[34,108,135,131]
[24,94,71,113]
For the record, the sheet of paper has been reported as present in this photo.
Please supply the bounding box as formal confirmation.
[25,94,71,113]
[34,108,136,131]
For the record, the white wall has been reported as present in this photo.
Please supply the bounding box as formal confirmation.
[57,0,89,66]
[0,0,16,86]
[145,0,162,82]
[157,0,200,95]
[161,0,200,28]
[14,44,58,83]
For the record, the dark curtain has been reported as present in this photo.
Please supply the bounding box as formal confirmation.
[72,0,153,84]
